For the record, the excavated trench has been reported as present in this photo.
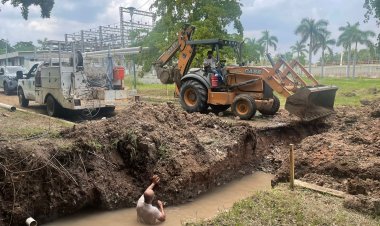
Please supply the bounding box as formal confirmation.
[1,100,378,225]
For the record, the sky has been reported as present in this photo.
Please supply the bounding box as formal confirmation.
[0,0,378,56]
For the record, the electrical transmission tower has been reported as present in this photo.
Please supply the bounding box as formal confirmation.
[64,6,155,52]
[120,6,156,47]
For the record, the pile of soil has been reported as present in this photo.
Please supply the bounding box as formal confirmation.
[0,102,258,225]
[273,99,380,215]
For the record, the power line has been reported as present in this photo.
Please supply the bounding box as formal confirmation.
[137,0,152,10]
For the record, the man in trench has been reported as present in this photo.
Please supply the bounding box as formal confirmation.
[136,175,166,224]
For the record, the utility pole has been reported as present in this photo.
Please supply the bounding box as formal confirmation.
[5,40,8,66]
[34,46,37,61]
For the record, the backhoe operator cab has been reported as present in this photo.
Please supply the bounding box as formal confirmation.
[154,24,338,121]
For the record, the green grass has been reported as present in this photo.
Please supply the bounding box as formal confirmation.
[0,108,71,140]
[126,76,380,107]
[186,185,380,226]
[125,76,176,99]
[314,77,379,106]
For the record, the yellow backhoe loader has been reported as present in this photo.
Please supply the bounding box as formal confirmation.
[153,25,338,121]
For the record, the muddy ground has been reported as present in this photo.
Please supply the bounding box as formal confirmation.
[273,99,380,215]
[0,98,379,225]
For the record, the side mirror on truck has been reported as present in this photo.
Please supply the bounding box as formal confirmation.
[16,71,24,80]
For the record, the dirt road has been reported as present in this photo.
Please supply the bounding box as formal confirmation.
[0,89,48,115]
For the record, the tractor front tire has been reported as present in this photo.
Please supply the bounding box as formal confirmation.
[179,80,208,113]
[259,95,280,116]
[232,94,257,120]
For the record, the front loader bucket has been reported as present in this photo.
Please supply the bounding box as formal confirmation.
[285,85,338,121]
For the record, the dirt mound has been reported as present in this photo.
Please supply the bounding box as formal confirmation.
[0,102,259,225]
[273,100,380,215]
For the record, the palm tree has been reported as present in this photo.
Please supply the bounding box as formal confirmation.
[337,22,375,78]
[258,30,278,54]
[337,22,356,78]
[290,41,308,61]
[351,29,375,77]
[314,31,336,77]
[295,18,328,72]
[243,38,264,64]
[258,30,278,65]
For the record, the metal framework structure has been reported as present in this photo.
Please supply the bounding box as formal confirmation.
[65,6,155,52]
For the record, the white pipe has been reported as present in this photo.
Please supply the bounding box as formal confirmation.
[84,51,145,58]
[0,102,16,112]
[83,47,149,58]
[25,217,37,226]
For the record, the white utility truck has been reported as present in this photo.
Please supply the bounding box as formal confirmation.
[17,41,140,117]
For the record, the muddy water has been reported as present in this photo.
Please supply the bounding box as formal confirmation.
[44,172,273,226]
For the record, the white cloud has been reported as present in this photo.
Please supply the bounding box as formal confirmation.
[61,2,77,11]
[27,19,58,33]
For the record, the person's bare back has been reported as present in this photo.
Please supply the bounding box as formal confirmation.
[136,175,166,224]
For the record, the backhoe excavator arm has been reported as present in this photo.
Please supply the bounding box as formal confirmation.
[154,25,196,85]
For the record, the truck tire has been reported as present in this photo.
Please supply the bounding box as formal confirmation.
[18,87,29,107]
[102,106,116,117]
[4,82,10,95]
[232,94,257,120]
[259,95,280,116]
[46,95,62,117]
[179,80,208,113]
[210,104,230,113]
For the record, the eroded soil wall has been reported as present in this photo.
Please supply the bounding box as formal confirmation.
[0,103,261,225]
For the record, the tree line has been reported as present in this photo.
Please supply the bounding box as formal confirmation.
[0,38,49,54]
[243,19,378,78]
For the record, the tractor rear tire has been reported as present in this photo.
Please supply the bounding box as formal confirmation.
[46,95,62,117]
[232,94,257,120]
[179,80,208,113]
[18,87,29,107]
[259,95,280,115]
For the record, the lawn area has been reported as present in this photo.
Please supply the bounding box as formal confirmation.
[186,184,380,226]
[315,77,380,106]
[126,76,380,107]
[0,108,72,140]
[125,76,176,101]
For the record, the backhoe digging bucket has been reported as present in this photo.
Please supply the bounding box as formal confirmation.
[285,85,338,121]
